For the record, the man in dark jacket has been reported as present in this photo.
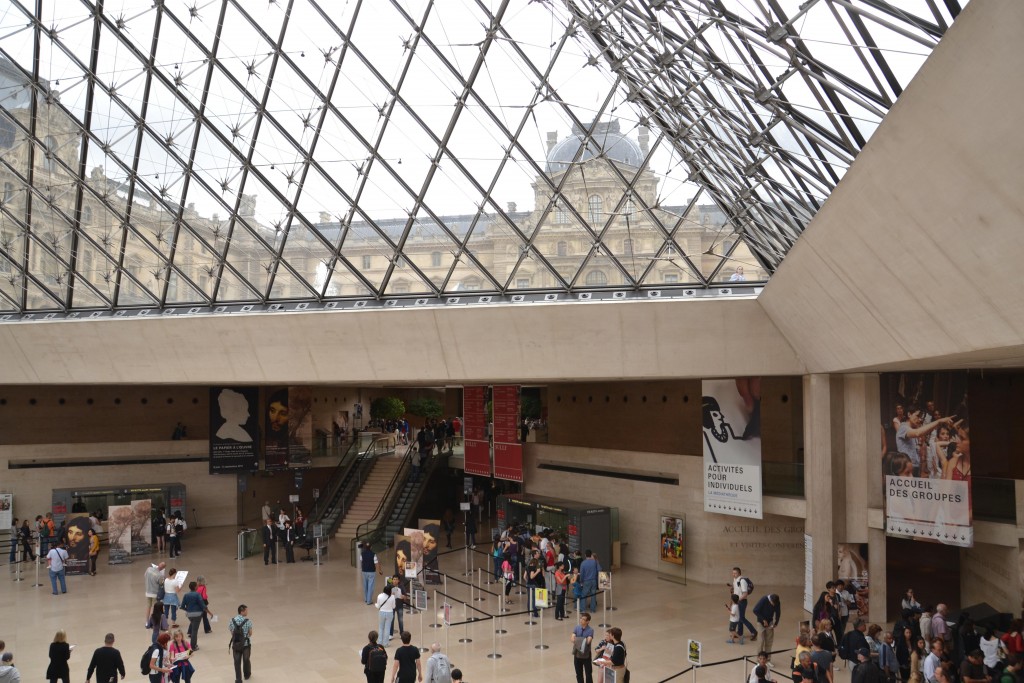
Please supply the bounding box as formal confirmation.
[840,620,870,666]
[852,648,884,683]
[752,594,781,659]
[85,633,125,683]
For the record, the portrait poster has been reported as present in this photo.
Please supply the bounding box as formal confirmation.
[881,372,972,547]
[63,515,92,574]
[702,378,763,519]
[659,514,684,566]
[288,386,313,468]
[130,499,153,556]
[836,543,870,620]
[105,506,133,566]
[0,493,11,529]
[264,386,290,470]
[209,387,260,473]
[393,534,410,579]
[404,527,425,580]
[420,520,441,569]
[598,571,612,591]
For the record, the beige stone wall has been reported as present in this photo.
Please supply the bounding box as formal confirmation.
[960,542,1021,614]
[525,444,805,587]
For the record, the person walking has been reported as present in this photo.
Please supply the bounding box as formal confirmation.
[571,612,595,683]
[180,581,208,650]
[730,567,758,642]
[390,631,421,683]
[85,633,125,683]
[423,643,452,683]
[196,576,213,635]
[45,631,71,683]
[360,631,387,683]
[360,542,383,605]
[228,605,253,683]
[0,652,20,683]
[45,541,69,595]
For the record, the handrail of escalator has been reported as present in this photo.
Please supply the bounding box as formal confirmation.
[349,445,417,564]
[308,434,393,525]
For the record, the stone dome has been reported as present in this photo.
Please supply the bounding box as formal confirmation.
[545,119,645,174]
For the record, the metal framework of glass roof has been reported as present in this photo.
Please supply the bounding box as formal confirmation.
[0,0,962,314]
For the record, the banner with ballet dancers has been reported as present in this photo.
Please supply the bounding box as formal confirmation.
[701,378,763,519]
[881,372,973,548]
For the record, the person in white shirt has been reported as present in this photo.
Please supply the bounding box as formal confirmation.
[748,651,773,683]
[923,638,943,682]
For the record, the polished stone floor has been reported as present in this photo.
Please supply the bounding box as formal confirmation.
[4,526,852,682]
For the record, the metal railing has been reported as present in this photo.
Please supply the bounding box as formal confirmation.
[349,445,414,564]
[307,434,395,537]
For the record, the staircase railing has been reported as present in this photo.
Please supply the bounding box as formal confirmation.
[349,447,449,566]
[308,434,395,536]
[349,444,414,565]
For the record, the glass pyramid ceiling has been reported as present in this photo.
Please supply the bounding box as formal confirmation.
[0,0,963,313]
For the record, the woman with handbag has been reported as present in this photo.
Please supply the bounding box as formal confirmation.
[149,601,169,645]
[501,557,515,604]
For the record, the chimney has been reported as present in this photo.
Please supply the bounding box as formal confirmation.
[546,131,558,154]
[639,126,649,155]
[507,202,517,213]
[319,211,331,224]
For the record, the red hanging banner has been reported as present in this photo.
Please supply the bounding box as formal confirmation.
[463,385,490,477]
[492,385,523,482]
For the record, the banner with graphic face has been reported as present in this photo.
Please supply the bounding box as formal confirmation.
[881,372,972,547]
[210,387,260,473]
[702,378,763,519]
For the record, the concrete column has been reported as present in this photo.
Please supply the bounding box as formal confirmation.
[843,373,881,541]
[803,374,846,594]
[868,526,888,621]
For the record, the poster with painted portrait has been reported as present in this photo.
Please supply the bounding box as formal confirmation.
[836,543,870,620]
[702,378,763,519]
[64,515,92,574]
[264,386,290,470]
[288,386,313,468]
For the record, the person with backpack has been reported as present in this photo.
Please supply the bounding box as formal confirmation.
[730,566,758,642]
[228,604,253,683]
[423,643,452,683]
[360,631,387,683]
[146,632,172,683]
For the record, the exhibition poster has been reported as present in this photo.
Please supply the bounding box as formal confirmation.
[702,378,763,519]
[881,372,972,547]
[209,387,260,473]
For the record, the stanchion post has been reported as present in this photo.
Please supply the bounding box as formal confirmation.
[535,603,549,650]
[609,583,617,611]
[525,587,536,626]
[33,551,42,587]
[459,600,473,644]
[495,579,508,634]
[419,603,428,652]
[598,590,609,628]
[487,616,502,659]
[429,589,442,629]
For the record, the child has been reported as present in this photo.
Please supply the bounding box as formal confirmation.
[727,594,744,644]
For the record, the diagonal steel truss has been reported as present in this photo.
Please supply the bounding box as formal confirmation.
[0,0,962,313]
